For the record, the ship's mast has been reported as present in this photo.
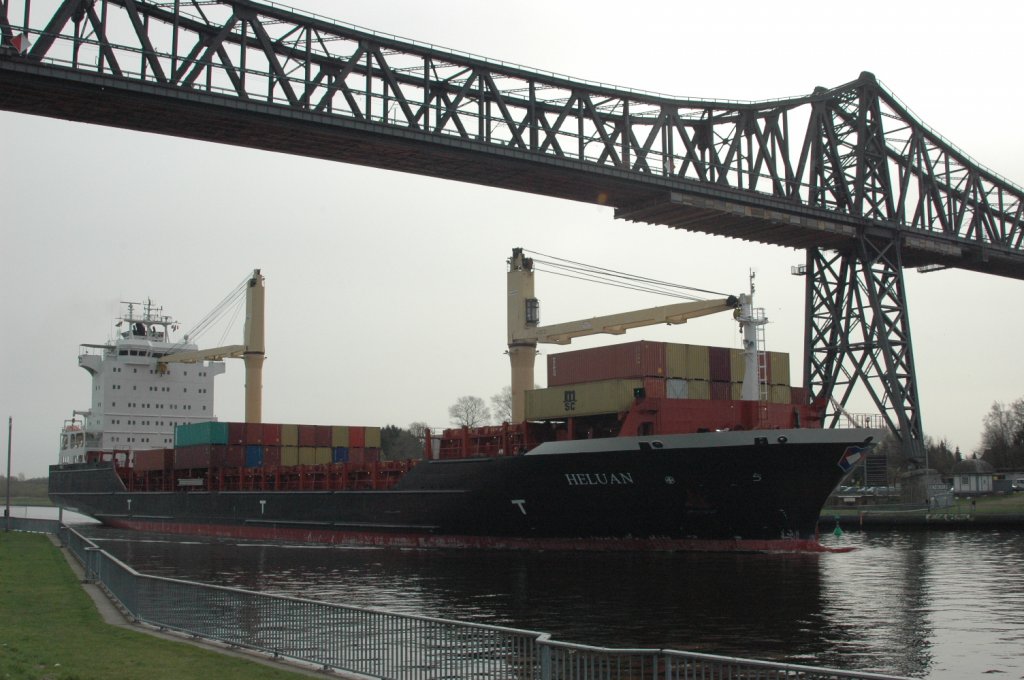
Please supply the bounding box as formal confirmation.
[243,270,266,424]
[158,269,266,423]
[736,271,767,402]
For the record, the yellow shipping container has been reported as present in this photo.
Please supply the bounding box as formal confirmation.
[314,447,332,465]
[770,352,791,386]
[666,343,710,381]
[331,425,349,447]
[667,378,715,400]
[731,381,743,400]
[365,427,382,448]
[770,385,792,404]
[281,446,299,467]
[525,379,643,420]
[686,380,711,400]
[298,447,317,465]
[729,349,745,382]
[282,423,299,447]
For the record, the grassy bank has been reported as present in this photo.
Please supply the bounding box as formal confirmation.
[824,491,1024,518]
[0,532,306,680]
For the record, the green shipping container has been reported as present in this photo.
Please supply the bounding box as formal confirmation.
[365,427,382,448]
[314,447,332,465]
[175,421,228,447]
[282,423,299,447]
[298,447,317,465]
[525,379,643,420]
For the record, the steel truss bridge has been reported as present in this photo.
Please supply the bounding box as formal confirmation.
[3,0,1024,460]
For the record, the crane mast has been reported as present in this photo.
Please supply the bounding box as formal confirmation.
[158,269,266,423]
[506,248,741,423]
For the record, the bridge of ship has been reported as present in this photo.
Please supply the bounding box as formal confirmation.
[3,0,1023,460]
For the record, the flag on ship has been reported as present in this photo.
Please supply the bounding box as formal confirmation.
[837,444,871,472]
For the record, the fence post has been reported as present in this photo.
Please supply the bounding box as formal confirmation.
[83,546,99,582]
[540,640,552,680]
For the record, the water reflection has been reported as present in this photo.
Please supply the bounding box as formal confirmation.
[82,525,1024,679]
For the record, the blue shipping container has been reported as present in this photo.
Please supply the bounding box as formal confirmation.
[245,444,264,468]
[332,446,349,463]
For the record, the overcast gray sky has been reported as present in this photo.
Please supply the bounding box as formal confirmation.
[3,0,1023,478]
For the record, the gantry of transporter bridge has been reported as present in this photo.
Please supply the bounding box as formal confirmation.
[3,0,1024,463]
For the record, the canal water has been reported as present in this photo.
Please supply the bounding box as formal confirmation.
[65,521,1024,680]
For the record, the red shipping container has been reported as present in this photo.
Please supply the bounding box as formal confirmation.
[245,422,264,445]
[263,446,282,467]
[174,445,211,469]
[547,341,667,387]
[709,381,732,400]
[314,425,332,447]
[348,446,380,465]
[708,347,731,382]
[298,424,317,447]
[262,423,282,446]
[642,377,666,399]
[349,426,366,448]
[791,387,808,405]
[228,421,246,445]
[134,449,173,471]
[211,445,245,468]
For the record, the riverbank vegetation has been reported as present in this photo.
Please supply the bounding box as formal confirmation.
[0,475,50,506]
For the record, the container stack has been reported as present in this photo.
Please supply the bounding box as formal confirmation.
[528,340,796,420]
[173,421,382,470]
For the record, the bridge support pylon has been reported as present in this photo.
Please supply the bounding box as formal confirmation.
[803,235,925,465]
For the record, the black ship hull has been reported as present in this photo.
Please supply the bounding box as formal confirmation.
[49,428,874,552]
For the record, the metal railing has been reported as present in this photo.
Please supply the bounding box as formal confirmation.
[6,518,910,680]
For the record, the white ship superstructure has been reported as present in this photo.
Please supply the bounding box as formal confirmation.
[59,300,225,464]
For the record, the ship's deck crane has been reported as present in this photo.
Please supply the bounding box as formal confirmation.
[507,248,749,423]
[158,270,266,423]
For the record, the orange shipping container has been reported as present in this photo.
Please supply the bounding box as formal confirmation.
[349,426,366,448]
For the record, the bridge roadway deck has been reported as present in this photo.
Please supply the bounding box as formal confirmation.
[3,60,1022,281]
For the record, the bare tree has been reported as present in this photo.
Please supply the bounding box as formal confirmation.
[449,396,491,428]
[491,386,513,424]
[407,421,429,439]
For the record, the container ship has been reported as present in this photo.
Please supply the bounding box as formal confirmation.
[49,254,878,551]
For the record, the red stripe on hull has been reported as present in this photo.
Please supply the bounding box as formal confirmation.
[103,519,853,553]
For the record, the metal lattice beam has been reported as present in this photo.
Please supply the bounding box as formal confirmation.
[803,238,923,459]
[2,0,1024,279]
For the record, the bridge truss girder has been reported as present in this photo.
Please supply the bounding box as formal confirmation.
[803,236,924,461]
[2,0,1024,280]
